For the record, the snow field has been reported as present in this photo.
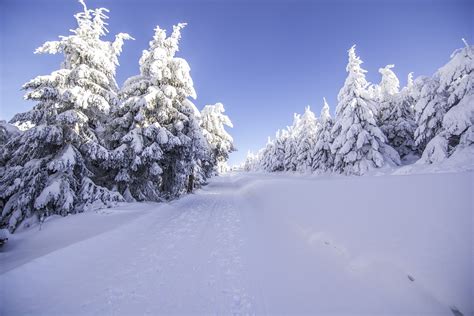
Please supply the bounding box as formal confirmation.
[1,171,472,315]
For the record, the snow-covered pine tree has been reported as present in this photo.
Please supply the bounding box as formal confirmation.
[295,106,318,173]
[283,114,300,171]
[260,130,286,172]
[260,137,276,172]
[417,41,474,163]
[378,67,417,158]
[0,121,21,218]
[331,45,400,175]
[378,65,400,98]
[0,1,129,232]
[376,64,399,120]
[0,121,21,146]
[110,23,207,200]
[311,98,334,172]
[274,129,289,171]
[243,150,260,172]
[407,72,414,90]
[188,109,214,187]
[413,75,445,153]
[200,103,235,174]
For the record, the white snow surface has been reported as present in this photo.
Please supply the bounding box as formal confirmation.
[1,171,472,315]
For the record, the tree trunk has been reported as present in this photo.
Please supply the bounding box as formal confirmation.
[187,174,194,193]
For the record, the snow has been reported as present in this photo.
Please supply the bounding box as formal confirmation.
[34,178,62,209]
[1,171,472,315]
[395,145,474,175]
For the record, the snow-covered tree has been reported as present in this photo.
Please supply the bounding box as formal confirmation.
[378,65,400,98]
[201,102,235,174]
[331,45,400,175]
[243,150,261,172]
[0,1,129,232]
[109,23,208,200]
[311,98,334,172]
[378,69,417,158]
[260,130,286,172]
[407,72,414,89]
[259,137,274,172]
[0,121,21,146]
[371,64,400,120]
[283,114,300,171]
[417,41,474,163]
[0,121,21,219]
[413,75,445,152]
[295,106,318,172]
[376,64,400,121]
[274,129,289,171]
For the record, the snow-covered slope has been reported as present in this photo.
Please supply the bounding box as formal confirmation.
[1,172,472,315]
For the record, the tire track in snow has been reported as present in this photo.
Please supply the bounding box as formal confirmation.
[85,196,219,314]
[97,189,255,315]
[211,194,254,315]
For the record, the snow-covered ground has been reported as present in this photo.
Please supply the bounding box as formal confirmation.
[1,171,472,315]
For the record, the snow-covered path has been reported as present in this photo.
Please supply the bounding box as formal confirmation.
[1,172,472,315]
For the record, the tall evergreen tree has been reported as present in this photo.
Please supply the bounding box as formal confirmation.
[0,121,20,147]
[283,114,300,171]
[413,75,445,152]
[331,45,400,175]
[295,106,318,172]
[200,103,235,174]
[260,137,276,172]
[0,0,130,232]
[273,129,289,172]
[417,41,474,163]
[312,98,334,172]
[110,23,207,199]
[378,68,417,158]
[376,64,400,121]
[378,65,400,98]
[243,151,260,172]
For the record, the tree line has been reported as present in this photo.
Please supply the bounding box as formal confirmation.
[243,42,473,175]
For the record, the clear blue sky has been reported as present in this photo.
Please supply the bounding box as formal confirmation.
[0,0,472,165]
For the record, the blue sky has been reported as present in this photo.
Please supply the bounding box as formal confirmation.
[0,0,472,165]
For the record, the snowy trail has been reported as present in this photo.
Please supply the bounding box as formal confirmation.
[1,172,472,315]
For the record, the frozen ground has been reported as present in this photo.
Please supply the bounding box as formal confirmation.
[0,171,472,315]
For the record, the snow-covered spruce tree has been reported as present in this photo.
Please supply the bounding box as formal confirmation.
[413,74,445,153]
[0,122,21,218]
[260,137,276,172]
[273,129,288,172]
[294,106,318,172]
[378,65,400,98]
[370,64,399,120]
[311,98,334,172]
[416,41,474,163]
[0,121,21,146]
[0,1,130,232]
[283,113,300,171]
[190,110,215,187]
[111,23,208,200]
[331,45,400,175]
[243,151,260,172]
[376,65,399,119]
[378,67,417,158]
[260,131,286,172]
[200,103,235,174]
